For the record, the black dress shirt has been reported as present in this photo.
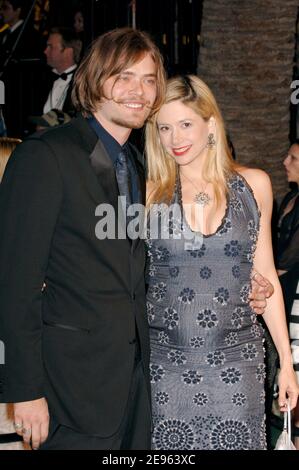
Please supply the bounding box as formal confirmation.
[88,116,140,204]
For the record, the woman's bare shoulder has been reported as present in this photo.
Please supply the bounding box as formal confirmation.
[236,166,272,209]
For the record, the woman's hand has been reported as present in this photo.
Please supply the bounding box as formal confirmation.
[278,366,299,412]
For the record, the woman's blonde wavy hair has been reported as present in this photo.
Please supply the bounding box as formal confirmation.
[145,75,236,207]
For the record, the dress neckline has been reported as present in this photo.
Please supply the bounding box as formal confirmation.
[176,174,230,238]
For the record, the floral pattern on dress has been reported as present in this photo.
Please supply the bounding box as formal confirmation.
[256,363,266,383]
[158,331,170,344]
[151,246,171,263]
[240,283,251,303]
[213,287,230,305]
[241,343,259,361]
[220,367,242,385]
[150,363,165,383]
[155,391,169,405]
[217,217,232,236]
[169,266,179,278]
[147,301,155,324]
[168,349,187,366]
[246,243,257,263]
[230,195,242,212]
[200,266,212,279]
[149,282,167,302]
[163,307,179,329]
[193,393,209,406]
[205,350,226,367]
[196,309,218,328]
[210,419,252,450]
[232,265,240,278]
[250,323,263,338]
[232,393,247,406]
[181,370,203,385]
[225,332,239,346]
[228,176,246,193]
[224,240,242,257]
[148,264,157,278]
[189,336,205,349]
[248,220,259,242]
[187,244,206,258]
[153,419,195,450]
[178,288,195,304]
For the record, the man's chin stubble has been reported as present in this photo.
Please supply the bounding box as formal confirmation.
[112,114,149,129]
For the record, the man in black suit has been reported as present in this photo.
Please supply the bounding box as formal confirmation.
[0,27,273,450]
[0,27,166,450]
[0,0,42,137]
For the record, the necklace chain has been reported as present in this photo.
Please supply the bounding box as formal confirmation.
[180,172,212,207]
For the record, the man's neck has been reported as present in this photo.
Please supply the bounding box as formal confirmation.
[55,63,76,75]
[93,112,131,146]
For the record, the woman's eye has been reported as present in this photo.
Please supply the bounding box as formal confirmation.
[182,122,192,128]
[158,126,169,132]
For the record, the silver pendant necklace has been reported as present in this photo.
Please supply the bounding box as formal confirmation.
[180,172,212,207]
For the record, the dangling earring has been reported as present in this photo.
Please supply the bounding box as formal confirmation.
[207,133,216,148]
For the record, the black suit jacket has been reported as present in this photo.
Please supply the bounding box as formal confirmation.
[0,115,150,437]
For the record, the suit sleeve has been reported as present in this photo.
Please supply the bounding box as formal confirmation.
[0,137,63,402]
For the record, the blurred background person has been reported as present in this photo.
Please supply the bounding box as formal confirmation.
[27,26,82,134]
[42,26,82,116]
[270,141,299,448]
[277,141,299,448]
[72,3,87,58]
[73,8,83,34]
[0,0,43,137]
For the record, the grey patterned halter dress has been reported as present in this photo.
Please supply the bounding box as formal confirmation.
[145,173,267,450]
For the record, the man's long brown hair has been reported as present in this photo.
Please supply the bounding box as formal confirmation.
[72,28,166,116]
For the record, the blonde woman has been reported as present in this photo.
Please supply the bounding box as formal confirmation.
[145,75,298,450]
[0,136,24,449]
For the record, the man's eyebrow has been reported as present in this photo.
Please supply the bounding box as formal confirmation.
[119,71,157,77]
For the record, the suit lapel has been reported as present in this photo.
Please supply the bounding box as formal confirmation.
[131,150,146,252]
[71,115,119,208]
[71,115,144,248]
[89,139,119,209]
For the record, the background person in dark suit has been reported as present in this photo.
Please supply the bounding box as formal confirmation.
[0,0,43,137]
[26,27,82,135]
[42,27,82,117]
[0,27,166,450]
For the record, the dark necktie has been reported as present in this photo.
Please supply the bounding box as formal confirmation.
[115,151,132,209]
